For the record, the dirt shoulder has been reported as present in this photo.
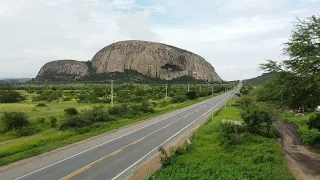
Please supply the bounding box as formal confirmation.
[275,121,320,180]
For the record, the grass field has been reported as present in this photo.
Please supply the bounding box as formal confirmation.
[152,101,294,180]
[0,91,216,166]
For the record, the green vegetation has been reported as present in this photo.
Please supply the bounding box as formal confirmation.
[259,15,320,113]
[152,99,293,180]
[245,72,276,85]
[257,15,320,149]
[0,83,235,165]
[0,90,25,103]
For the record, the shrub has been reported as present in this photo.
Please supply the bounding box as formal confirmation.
[100,97,111,103]
[62,96,72,101]
[171,96,187,103]
[16,125,39,137]
[241,104,265,133]
[298,125,320,145]
[218,122,240,149]
[64,108,78,116]
[50,117,57,128]
[159,99,170,107]
[1,112,29,131]
[84,106,112,123]
[35,103,47,107]
[234,95,254,108]
[37,117,46,124]
[186,91,198,100]
[60,115,93,130]
[60,106,111,130]
[307,112,320,130]
[108,105,122,116]
[0,90,25,103]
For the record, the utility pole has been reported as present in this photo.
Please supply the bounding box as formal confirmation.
[224,86,227,108]
[211,85,214,121]
[200,85,201,92]
[111,80,114,106]
[188,84,190,92]
[165,84,168,99]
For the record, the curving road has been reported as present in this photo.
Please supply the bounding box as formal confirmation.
[0,88,238,180]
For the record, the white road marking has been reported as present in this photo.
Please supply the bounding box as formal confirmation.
[111,94,233,180]
[13,96,219,180]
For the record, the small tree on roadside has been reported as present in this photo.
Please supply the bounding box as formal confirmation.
[241,104,264,134]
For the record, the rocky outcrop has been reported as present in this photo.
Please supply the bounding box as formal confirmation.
[92,40,221,82]
[36,60,89,79]
[35,41,222,82]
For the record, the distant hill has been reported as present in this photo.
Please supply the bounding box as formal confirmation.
[245,73,276,85]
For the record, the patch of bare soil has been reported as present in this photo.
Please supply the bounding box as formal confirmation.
[275,121,320,180]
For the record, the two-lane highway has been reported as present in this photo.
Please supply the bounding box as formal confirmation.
[0,89,238,180]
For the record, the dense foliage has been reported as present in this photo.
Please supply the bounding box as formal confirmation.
[260,15,320,112]
[1,112,29,132]
[0,90,25,103]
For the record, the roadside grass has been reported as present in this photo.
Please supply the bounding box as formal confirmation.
[0,94,215,166]
[152,101,294,180]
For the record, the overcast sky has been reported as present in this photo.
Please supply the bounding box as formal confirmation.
[0,0,319,80]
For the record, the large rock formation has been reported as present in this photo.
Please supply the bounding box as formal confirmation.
[36,60,89,79]
[92,40,221,82]
[36,41,222,82]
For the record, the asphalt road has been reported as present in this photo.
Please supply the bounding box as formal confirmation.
[0,88,238,180]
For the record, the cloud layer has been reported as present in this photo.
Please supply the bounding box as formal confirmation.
[0,0,319,80]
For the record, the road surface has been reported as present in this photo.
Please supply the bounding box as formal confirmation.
[0,89,238,180]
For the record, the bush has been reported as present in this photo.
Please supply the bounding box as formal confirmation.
[234,95,254,108]
[241,104,266,133]
[308,112,320,130]
[16,125,39,137]
[159,99,170,107]
[35,103,47,107]
[0,90,25,103]
[218,122,240,149]
[60,106,111,130]
[186,91,198,100]
[108,105,122,116]
[1,112,29,131]
[50,117,57,128]
[62,96,72,101]
[37,117,46,124]
[64,108,78,116]
[171,96,187,103]
[84,106,112,123]
[60,115,93,130]
[298,125,320,145]
[100,97,111,103]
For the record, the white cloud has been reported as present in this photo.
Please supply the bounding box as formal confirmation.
[0,0,319,80]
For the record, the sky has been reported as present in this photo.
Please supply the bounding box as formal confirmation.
[0,0,319,80]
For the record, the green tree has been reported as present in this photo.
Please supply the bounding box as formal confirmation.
[241,104,264,133]
[186,91,198,99]
[0,90,25,103]
[260,15,320,112]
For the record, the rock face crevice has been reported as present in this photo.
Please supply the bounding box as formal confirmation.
[91,40,221,82]
[36,40,222,82]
